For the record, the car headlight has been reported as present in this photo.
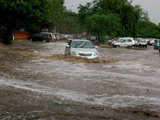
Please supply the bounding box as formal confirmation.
[71,51,78,56]
[93,52,98,57]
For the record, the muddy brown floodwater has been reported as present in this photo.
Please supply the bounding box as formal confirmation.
[0,40,160,120]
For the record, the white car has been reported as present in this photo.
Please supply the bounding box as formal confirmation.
[135,38,148,48]
[112,37,136,47]
[65,39,99,59]
[149,38,155,46]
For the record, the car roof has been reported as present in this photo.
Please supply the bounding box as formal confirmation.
[119,37,133,39]
[71,39,90,42]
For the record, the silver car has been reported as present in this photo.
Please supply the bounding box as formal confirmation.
[65,39,99,59]
[135,38,148,48]
[112,37,136,47]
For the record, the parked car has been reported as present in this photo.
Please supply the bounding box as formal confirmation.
[112,37,136,47]
[65,39,99,59]
[28,32,55,42]
[135,38,148,48]
[154,39,160,51]
[148,38,155,46]
[108,38,118,46]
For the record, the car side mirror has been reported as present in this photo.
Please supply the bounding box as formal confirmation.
[95,46,98,49]
[66,44,70,48]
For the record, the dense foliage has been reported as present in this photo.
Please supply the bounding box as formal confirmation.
[137,20,160,38]
[0,0,159,44]
[54,11,84,34]
[78,0,160,42]
[85,13,121,42]
[0,0,64,44]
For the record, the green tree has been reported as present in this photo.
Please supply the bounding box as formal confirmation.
[60,11,84,34]
[137,20,160,38]
[78,2,93,25]
[85,14,121,43]
[78,0,150,41]
[49,0,65,32]
[0,0,64,44]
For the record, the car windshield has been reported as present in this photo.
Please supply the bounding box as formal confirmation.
[117,39,126,43]
[33,33,41,37]
[117,39,123,42]
[127,39,132,42]
[71,41,95,48]
[140,40,146,43]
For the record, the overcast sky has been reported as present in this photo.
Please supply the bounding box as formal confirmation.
[64,0,160,24]
[132,0,160,24]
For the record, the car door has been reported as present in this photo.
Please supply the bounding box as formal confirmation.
[32,33,41,41]
[126,39,132,46]
[119,39,124,46]
[121,39,127,47]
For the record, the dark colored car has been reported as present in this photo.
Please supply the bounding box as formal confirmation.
[28,33,52,42]
[154,39,160,50]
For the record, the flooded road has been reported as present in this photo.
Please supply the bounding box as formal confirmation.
[0,41,160,120]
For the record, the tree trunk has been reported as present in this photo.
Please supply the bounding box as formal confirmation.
[2,28,14,45]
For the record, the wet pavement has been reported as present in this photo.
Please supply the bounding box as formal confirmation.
[0,40,160,120]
